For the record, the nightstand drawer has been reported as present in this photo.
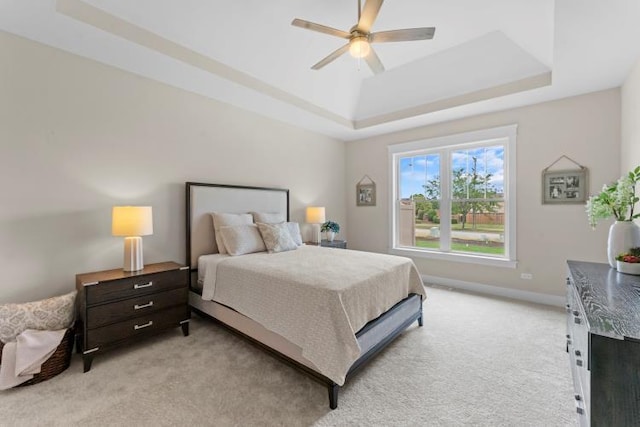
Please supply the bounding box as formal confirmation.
[85,269,187,305]
[86,287,188,329]
[85,305,188,350]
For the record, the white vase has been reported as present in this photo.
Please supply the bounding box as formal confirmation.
[607,221,640,268]
[326,231,336,242]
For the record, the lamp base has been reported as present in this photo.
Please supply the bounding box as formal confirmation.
[123,236,144,272]
[311,224,321,245]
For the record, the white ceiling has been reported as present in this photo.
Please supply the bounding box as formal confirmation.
[1,0,640,141]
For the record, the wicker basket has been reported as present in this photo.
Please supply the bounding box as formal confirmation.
[0,327,74,387]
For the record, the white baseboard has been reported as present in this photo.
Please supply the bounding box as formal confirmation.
[421,274,565,307]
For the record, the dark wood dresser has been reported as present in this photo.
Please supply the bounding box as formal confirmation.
[566,260,640,426]
[76,261,190,372]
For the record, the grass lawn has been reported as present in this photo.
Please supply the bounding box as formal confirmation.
[415,239,505,255]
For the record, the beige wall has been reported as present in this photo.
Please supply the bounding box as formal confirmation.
[622,57,640,172]
[0,32,346,304]
[346,89,621,298]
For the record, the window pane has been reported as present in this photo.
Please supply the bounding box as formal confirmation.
[392,128,514,263]
[451,146,504,200]
[450,200,505,256]
[449,145,505,256]
[398,154,440,249]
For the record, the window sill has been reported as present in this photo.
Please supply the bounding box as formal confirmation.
[389,247,518,269]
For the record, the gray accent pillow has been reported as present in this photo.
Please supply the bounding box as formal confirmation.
[0,291,77,343]
[251,212,286,224]
[256,222,298,253]
[219,224,267,256]
[210,212,253,255]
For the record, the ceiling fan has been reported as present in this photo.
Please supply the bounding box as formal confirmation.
[292,0,435,75]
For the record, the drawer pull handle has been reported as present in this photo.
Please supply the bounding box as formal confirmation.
[574,394,581,401]
[134,321,153,330]
[134,301,154,310]
[574,350,581,357]
[572,310,580,316]
[133,281,153,290]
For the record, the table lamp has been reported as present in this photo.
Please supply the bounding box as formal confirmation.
[112,206,153,272]
[305,206,325,245]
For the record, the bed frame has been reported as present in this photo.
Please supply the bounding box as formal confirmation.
[185,182,422,409]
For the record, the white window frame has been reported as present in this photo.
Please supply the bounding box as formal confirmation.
[388,124,517,268]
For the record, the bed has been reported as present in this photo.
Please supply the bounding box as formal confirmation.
[186,182,425,409]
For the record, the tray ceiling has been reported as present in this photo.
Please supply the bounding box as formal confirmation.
[1,0,640,140]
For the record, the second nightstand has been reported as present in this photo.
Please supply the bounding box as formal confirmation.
[321,239,347,249]
[75,261,190,372]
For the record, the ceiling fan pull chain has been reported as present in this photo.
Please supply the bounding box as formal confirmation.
[357,0,361,21]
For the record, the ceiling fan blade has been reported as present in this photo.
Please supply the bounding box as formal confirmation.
[357,0,384,33]
[370,27,436,43]
[365,47,385,75]
[291,19,350,39]
[311,43,350,70]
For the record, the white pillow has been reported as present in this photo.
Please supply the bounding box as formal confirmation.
[219,224,267,256]
[256,222,298,253]
[210,213,253,255]
[251,212,286,224]
[0,291,76,343]
[286,222,303,246]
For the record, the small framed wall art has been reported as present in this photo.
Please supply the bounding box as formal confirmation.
[356,175,376,207]
[541,156,588,204]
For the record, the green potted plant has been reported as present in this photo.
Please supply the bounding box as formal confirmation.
[586,166,640,268]
[616,247,640,275]
[321,221,340,242]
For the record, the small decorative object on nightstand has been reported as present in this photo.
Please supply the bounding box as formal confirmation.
[75,261,190,372]
[321,239,347,249]
[320,220,340,242]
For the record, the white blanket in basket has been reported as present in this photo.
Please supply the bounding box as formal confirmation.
[0,329,65,390]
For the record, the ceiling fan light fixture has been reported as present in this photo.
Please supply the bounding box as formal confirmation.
[349,36,370,58]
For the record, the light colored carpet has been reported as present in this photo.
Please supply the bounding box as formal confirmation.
[0,286,575,426]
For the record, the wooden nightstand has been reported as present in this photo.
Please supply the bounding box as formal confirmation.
[75,262,190,372]
[321,239,347,249]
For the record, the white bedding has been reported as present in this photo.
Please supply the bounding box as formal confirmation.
[198,253,230,298]
[199,246,425,385]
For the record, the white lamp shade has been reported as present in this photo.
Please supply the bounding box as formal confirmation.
[112,206,153,237]
[305,207,326,224]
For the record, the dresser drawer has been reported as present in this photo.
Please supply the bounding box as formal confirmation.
[85,269,187,305]
[86,287,187,329]
[85,305,188,350]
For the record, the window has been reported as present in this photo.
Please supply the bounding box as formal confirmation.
[389,125,517,267]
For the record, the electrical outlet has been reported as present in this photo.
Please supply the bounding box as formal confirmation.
[520,273,533,280]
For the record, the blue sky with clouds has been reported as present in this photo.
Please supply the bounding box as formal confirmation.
[399,146,504,199]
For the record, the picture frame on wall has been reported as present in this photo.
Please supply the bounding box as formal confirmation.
[542,168,588,204]
[356,176,376,206]
[357,184,376,206]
